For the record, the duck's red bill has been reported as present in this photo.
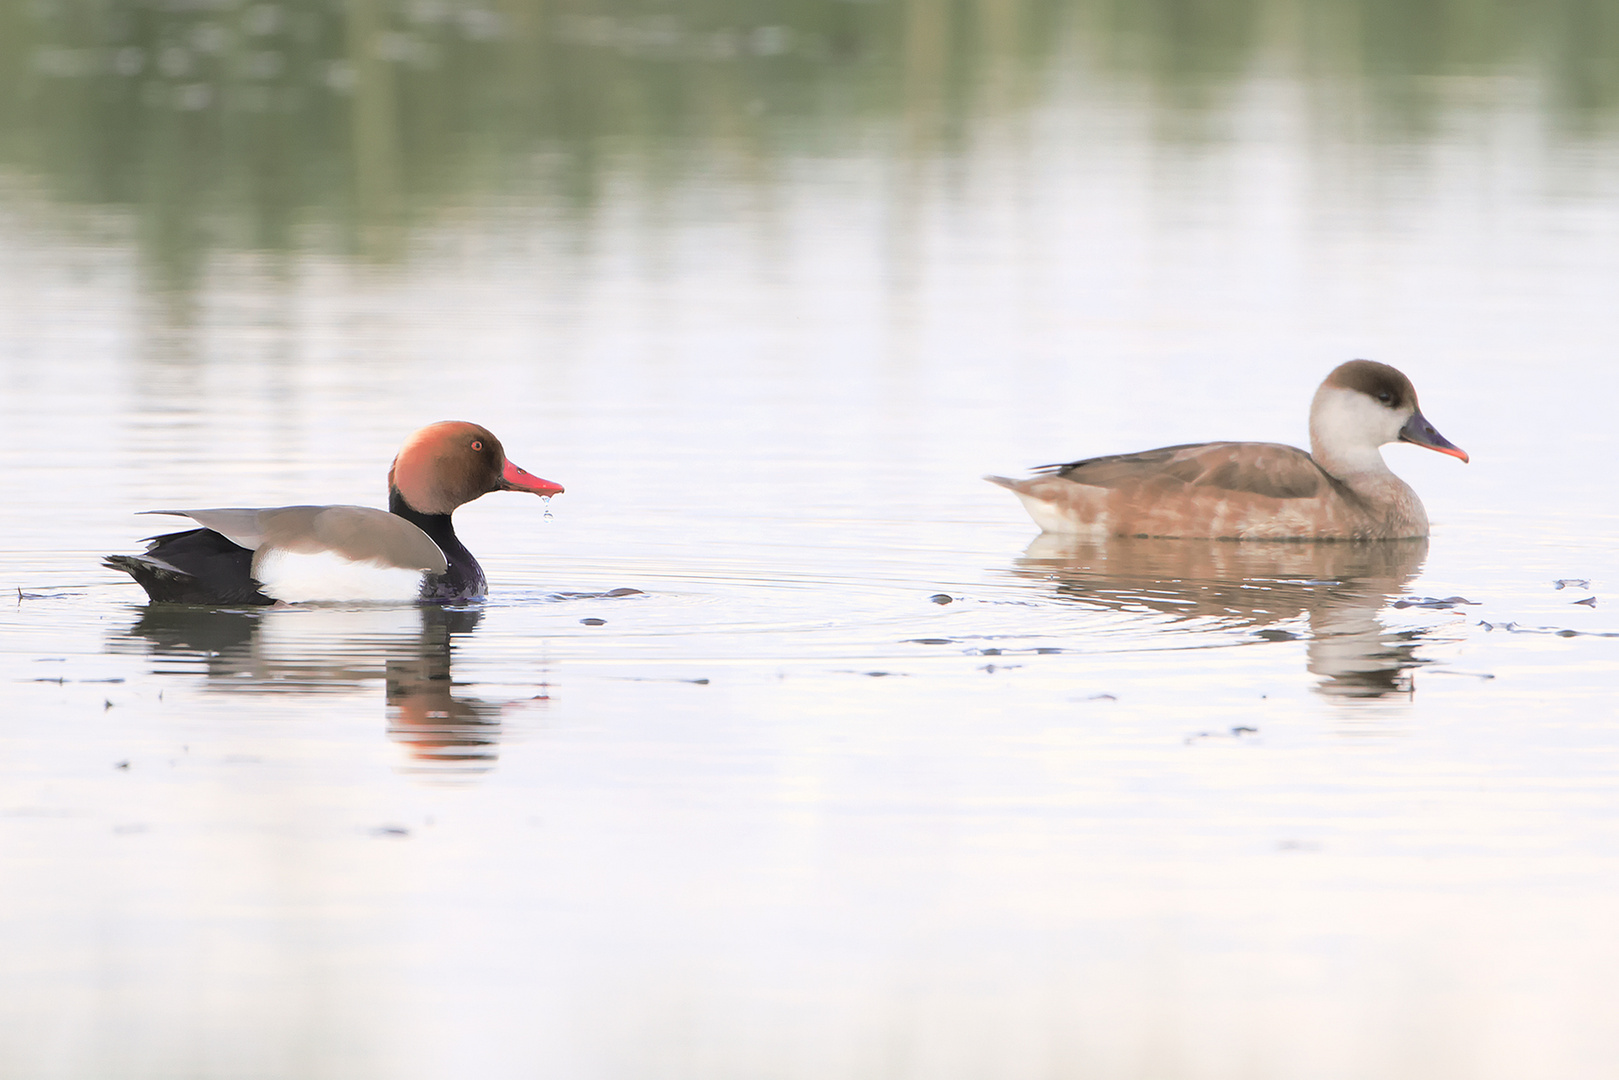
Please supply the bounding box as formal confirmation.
[501,459,565,496]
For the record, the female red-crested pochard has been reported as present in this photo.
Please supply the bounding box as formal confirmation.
[987,360,1468,540]
[106,421,563,604]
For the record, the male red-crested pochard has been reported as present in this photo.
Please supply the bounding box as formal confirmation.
[106,421,563,604]
[987,360,1468,540]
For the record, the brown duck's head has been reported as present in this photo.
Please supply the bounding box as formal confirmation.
[389,421,564,516]
[1312,360,1469,468]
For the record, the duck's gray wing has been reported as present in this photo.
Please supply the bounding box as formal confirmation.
[142,506,449,575]
[1036,442,1329,500]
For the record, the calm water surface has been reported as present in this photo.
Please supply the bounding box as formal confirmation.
[3,3,1619,1077]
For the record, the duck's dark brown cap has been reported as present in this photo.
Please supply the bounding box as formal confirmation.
[1323,359,1418,411]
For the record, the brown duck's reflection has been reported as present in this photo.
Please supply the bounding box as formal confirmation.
[1013,536,1432,699]
[111,605,527,778]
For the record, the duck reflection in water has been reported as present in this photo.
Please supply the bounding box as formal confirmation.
[1013,536,1432,698]
[110,605,529,777]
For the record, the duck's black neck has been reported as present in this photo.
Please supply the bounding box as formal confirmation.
[390,490,486,601]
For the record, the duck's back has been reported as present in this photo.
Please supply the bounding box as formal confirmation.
[989,440,1424,540]
[1048,442,1326,498]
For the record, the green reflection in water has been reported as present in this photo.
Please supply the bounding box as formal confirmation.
[2,0,1617,289]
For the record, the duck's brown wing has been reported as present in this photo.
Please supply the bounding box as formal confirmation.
[1036,442,1329,501]
[142,506,449,575]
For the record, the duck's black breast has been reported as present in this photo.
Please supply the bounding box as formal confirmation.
[389,492,487,603]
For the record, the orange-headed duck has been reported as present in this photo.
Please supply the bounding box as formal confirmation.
[987,360,1467,540]
[106,421,563,604]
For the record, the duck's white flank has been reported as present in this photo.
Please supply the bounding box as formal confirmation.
[253,548,429,604]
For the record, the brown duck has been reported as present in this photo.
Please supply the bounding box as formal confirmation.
[987,360,1468,540]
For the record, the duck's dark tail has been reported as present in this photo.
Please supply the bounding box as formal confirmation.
[105,528,275,606]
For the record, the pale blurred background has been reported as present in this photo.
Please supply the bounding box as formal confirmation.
[3,3,1619,1078]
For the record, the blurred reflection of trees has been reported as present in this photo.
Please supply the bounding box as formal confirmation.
[3,0,1616,284]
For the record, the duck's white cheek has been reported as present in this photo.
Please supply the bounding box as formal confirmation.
[256,549,425,604]
[1313,388,1409,469]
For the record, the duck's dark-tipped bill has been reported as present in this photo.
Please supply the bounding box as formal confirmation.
[500,459,564,496]
[1399,410,1469,463]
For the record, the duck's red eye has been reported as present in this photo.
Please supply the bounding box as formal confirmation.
[471,440,483,451]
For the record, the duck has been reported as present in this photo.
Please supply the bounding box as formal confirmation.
[105,421,563,604]
[986,360,1467,540]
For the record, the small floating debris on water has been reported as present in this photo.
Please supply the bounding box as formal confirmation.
[907,638,953,645]
[370,825,410,838]
[16,589,76,601]
[1255,629,1299,641]
[1477,621,1619,639]
[580,617,606,626]
[113,760,130,770]
[1070,693,1117,703]
[978,663,1021,674]
[1392,596,1478,609]
[1277,839,1321,852]
[929,593,953,605]
[1554,579,1591,590]
[1574,596,1598,607]
[1185,725,1259,744]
